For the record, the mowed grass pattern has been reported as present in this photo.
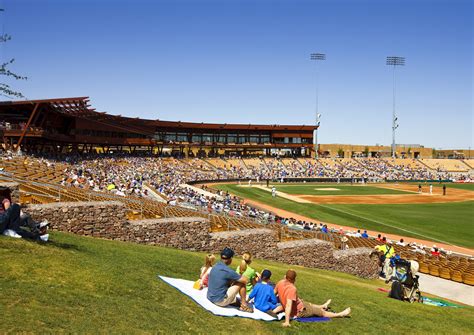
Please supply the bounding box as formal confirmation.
[215,185,474,249]
[273,184,412,196]
[1,232,473,334]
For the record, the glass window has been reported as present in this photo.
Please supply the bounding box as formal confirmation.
[192,135,202,143]
[203,134,213,142]
[177,133,188,142]
[238,135,247,144]
[227,134,237,143]
[250,135,259,143]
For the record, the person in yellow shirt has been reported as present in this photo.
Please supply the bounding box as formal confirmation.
[374,238,395,278]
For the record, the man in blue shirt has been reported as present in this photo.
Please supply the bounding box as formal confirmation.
[361,230,369,238]
[249,269,281,315]
[207,247,253,313]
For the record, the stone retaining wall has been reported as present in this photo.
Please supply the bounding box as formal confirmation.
[209,229,278,259]
[123,217,210,251]
[26,201,128,238]
[208,231,378,279]
[22,200,378,278]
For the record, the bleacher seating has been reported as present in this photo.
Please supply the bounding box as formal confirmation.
[420,159,470,172]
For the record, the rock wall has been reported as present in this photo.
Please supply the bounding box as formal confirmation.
[26,201,128,239]
[209,229,278,259]
[123,217,210,251]
[208,230,379,279]
[23,201,378,278]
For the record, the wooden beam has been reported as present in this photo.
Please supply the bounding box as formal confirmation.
[15,102,40,151]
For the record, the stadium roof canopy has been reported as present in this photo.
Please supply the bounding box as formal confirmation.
[0,97,316,132]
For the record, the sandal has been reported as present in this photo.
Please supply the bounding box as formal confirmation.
[239,304,254,313]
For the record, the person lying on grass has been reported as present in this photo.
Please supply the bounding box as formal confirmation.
[248,269,283,316]
[207,247,254,313]
[275,269,351,327]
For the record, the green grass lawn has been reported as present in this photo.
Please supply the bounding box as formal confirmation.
[1,232,473,334]
[272,184,412,196]
[215,184,474,249]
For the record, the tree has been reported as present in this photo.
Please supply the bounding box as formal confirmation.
[432,148,437,158]
[0,33,27,98]
[337,148,344,158]
[364,146,369,157]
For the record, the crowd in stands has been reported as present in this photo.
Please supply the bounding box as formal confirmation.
[1,152,472,250]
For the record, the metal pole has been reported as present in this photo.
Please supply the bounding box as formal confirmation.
[310,53,325,160]
[386,56,404,159]
[392,64,396,158]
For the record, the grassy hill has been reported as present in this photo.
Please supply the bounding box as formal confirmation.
[214,184,474,249]
[1,233,473,334]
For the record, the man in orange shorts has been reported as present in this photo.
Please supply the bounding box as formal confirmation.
[275,269,351,327]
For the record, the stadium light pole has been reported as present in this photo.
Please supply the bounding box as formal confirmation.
[310,53,325,159]
[386,56,405,158]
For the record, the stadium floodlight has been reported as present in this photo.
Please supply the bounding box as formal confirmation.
[310,52,326,159]
[386,56,405,158]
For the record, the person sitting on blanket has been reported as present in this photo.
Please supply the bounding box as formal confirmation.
[207,247,254,313]
[198,254,216,289]
[275,269,351,327]
[248,269,282,316]
[235,252,257,295]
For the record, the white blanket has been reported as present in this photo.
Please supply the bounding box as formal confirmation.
[158,276,278,321]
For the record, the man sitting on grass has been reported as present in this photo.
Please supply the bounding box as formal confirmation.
[0,197,49,241]
[207,247,254,313]
[248,269,282,316]
[275,269,351,327]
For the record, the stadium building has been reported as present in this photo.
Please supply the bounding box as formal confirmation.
[0,97,316,157]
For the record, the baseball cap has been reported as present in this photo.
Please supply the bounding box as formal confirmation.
[220,247,235,259]
[261,269,272,280]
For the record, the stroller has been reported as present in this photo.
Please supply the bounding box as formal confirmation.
[387,258,422,303]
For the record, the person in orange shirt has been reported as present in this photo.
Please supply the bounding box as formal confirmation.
[275,269,351,327]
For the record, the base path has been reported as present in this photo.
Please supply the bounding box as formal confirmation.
[242,198,474,256]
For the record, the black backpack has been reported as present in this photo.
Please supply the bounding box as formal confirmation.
[389,281,404,301]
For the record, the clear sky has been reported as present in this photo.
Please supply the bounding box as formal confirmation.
[1,0,472,149]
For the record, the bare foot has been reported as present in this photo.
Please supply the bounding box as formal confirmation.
[322,299,332,310]
[340,307,351,317]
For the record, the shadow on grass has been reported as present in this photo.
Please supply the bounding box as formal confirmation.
[47,239,84,252]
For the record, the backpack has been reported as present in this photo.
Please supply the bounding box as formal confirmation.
[389,280,404,301]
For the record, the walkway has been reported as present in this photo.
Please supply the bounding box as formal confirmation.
[417,273,474,306]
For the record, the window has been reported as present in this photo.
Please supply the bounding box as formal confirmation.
[250,135,259,143]
[227,134,237,143]
[192,135,202,143]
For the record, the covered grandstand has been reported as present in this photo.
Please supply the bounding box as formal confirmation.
[0,97,317,157]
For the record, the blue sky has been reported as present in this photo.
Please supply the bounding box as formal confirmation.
[1,0,472,149]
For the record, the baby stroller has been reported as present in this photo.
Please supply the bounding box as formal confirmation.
[387,258,422,303]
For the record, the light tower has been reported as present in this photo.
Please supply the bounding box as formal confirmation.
[386,56,405,158]
[310,53,325,159]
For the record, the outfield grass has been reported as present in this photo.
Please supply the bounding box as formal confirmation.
[1,232,473,334]
[215,184,474,249]
[272,184,412,196]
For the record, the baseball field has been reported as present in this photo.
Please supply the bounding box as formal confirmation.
[211,183,474,250]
